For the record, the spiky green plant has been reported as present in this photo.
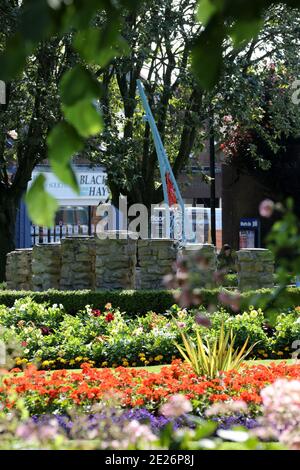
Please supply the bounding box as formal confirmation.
[174,323,258,377]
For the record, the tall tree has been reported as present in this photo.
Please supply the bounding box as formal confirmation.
[92,0,205,208]
[0,4,74,280]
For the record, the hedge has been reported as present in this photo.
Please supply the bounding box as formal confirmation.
[0,286,300,316]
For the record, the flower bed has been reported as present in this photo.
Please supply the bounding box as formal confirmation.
[1,298,300,369]
[1,361,300,415]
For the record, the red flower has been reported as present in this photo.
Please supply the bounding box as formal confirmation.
[21,341,28,347]
[105,313,114,322]
[92,309,102,317]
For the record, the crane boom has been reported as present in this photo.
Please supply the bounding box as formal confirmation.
[137,79,185,241]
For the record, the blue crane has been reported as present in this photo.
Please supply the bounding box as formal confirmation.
[136,79,185,241]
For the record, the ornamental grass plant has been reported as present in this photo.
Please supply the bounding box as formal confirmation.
[174,322,259,378]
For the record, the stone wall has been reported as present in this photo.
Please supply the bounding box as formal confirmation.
[31,244,62,291]
[237,248,274,291]
[5,249,32,290]
[60,237,96,290]
[138,239,177,289]
[95,233,137,290]
[178,244,217,289]
[5,240,276,293]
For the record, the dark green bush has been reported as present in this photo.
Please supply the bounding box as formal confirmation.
[0,289,223,316]
[1,286,300,316]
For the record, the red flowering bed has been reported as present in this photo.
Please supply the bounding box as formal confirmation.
[1,361,300,415]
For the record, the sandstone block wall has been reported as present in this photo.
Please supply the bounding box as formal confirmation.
[5,240,276,293]
[5,249,32,290]
[60,237,96,290]
[31,244,61,291]
[237,248,274,291]
[95,232,137,290]
[138,239,177,289]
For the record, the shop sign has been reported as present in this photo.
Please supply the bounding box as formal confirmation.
[30,168,109,205]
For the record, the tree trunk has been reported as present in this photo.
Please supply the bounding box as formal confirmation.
[0,192,17,282]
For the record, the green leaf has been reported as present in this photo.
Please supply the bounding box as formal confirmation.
[25,174,58,227]
[20,0,52,42]
[60,65,102,107]
[230,19,264,47]
[63,99,104,138]
[0,35,29,81]
[74,27,129,67]
[192,22,226,90]
[197,0,218,25]
[47,121,83,192]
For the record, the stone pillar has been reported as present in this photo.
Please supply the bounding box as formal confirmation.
[237,248,274,291]
[95,232,137,290]
[60,237,96,290]
[31,244,61,291]
[178,243,217,289]
[138,239,177,289]
[5,249,32,290]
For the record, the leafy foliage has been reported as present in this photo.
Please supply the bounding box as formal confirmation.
[194,0,300,89]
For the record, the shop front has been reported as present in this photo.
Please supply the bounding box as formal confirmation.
[16,165,109,248]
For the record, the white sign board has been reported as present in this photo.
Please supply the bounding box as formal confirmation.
[30,168,109,206]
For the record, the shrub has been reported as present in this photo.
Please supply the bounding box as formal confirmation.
[272,308,300,358]
[174,323,257,377]
[1,286,300,316]
[0,290,179,316]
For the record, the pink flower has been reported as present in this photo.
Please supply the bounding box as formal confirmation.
[218,291,241,312]
[195,314,212,328]
[260,379,300,449]
[259,199,275,218]
[160,394,192,418]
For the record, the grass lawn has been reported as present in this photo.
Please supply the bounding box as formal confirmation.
[2,359,297,377]
[121,358,297,373]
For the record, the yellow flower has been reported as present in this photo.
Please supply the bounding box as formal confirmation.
[112,363,117,368]
[263,353,269,358]
[105,303,112,310]
[69,360,75,365]
[284,347,290,351]
[277,351,284,356]
[144,360,150,365]
[140,357,146,362]
[132,362,137,367]
[155,355,163,361]
[149,357,154,362]
[123,362,129,367]
[139,353,145,357]
[59,358,67,364]
[42,360,50,367]
[75,356,83,362]
[101,361,108,367]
